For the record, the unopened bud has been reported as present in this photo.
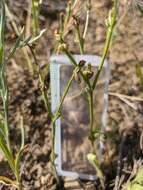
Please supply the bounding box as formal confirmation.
[83,70,94,79]
[79,60,86,67]
[87,63,92,71]
[57,43,67,52]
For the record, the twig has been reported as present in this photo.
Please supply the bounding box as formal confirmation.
[118,96,137,110]
[109,92,143,102]
[140,130,143,151]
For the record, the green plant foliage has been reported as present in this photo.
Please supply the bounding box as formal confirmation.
[124,168,143,190]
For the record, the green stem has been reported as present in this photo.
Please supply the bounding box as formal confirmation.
[92,0,118,90]
[0,0,10,149]
[51,67,76,181]
[76,26,84,54]
[1,71,9,147]
[57,72,75,113]
[16,175,22,190]
[88,89,94,150]
[28,45,52,118]
[39,73,52,118]
[4,97,10,149]
[32,0,40,36]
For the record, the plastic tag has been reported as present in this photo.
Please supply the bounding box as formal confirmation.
[50,55,110,180]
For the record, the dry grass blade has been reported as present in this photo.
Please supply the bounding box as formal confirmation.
[0,176,18,188]
[6,28,25,61]
[109,92,143,102]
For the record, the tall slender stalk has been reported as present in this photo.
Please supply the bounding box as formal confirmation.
[51,1,119,187]
[0,0,10,149]
[92,0,118,90]
[32,0,40,36]
[72,0,96,152]
[88,90,94,147]
[0,1,38,189]
[86,1,119,186]
[51,69,75,142]
[51,67,77,182]
[28,45,52,118]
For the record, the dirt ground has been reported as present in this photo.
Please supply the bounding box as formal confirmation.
[0,0,143,189]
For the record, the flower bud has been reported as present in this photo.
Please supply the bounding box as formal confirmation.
[83,70,94,79]
[78,60,86,67]
[57,43,67,53]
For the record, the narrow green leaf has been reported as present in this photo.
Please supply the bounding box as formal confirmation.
[14,145,27,182]
[14,116,25,181]
[6,28,24,61]
[0,176,18,187]
[20,116,24,150]
[0,121,5,136]
[7,29,46,62]
[0,0,5,67]
[0,130,15,173]
[32,0,40,36]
